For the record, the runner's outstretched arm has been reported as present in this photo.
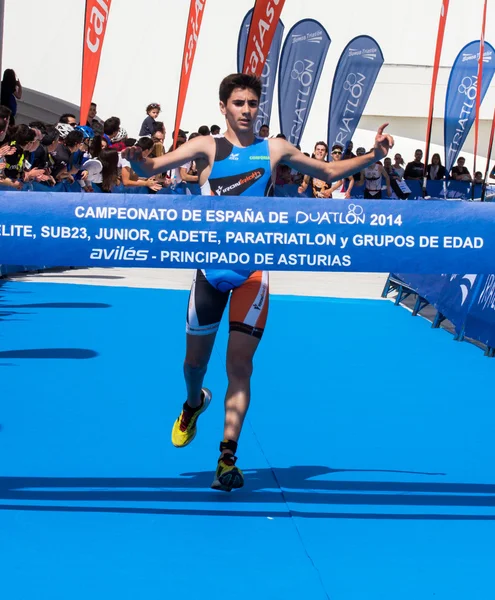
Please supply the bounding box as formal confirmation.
[276,124,394,184]
[122,137,211,178]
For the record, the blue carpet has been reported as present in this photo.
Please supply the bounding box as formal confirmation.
[0,280,493,600]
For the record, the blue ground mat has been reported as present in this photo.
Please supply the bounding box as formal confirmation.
[0,280,493,600]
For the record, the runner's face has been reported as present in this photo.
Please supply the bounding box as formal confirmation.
[221,87,259,133]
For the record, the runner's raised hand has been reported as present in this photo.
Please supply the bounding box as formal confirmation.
[374,123,394,160]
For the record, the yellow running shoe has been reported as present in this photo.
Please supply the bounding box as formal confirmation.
[171,388,212,448]
[211,455,244,492]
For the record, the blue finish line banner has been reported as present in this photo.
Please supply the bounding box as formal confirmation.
[0,192,494,273]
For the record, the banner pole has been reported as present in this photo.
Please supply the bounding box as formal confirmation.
[0,0,5,80]
[472,0,488,199]
[80,0,89,125]
[481,106,495,202]
[424,0,450,183]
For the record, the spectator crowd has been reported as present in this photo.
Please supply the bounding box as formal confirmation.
[0,67,493,198]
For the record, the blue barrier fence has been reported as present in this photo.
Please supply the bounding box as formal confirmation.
[13,179,494,199]
[347,180,487,201]
[16,181,203,195]
[385,273,495,356]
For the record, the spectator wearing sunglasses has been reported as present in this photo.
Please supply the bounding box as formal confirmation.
[139,103,161,137]
[298,142,354,198]
[59,113,78,127]
[328,144,355,199]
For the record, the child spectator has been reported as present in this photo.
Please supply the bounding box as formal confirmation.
[139,103,161,137]
[474,171,483,185]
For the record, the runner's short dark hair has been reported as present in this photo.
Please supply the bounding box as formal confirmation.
[219,73,262,104]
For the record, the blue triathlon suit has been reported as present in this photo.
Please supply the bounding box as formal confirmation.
[186,136,272,339]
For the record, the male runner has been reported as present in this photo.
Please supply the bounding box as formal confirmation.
[123,73,394,492]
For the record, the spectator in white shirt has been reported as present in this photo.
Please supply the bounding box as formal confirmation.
[393,153,405,178]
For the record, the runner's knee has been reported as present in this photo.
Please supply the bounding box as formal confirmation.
[226,355,253,381]
[184,361,208,378]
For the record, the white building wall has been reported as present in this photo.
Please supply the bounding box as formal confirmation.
[3,0,495,168]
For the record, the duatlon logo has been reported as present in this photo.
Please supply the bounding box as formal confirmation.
[348,204,364,217]
[458,76,476,96]
[290,60,308,80]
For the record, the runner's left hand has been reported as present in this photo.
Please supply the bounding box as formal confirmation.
[374,123,394,160]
